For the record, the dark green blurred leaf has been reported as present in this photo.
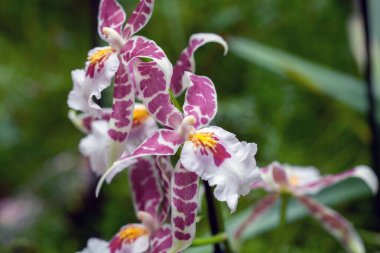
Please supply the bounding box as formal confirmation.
[229,36,380,122]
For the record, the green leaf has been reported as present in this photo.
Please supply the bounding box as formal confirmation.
[229,36,369,113]
[369,0,380,99]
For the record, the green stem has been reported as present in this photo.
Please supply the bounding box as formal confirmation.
[271,194,289,253]
[169,89,182,112]
[191,233,228,247]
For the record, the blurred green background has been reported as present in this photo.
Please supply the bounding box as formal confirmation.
[0,0,378,252]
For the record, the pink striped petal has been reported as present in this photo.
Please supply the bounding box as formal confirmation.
[182,72,217,128]
[129,157,163,222]
[134,61,183,129]
[170,162,199,252]
[155,156,173,224]
[234,193,279,239]
[98,0,126,41]
[297,165,378,195]
[120,36,182,129]
[123,0,155,39]
[171,33,228,96]
[150,224,172,253]
[297,195,365,253]
[96,129,184,196]
[107,62,135,163]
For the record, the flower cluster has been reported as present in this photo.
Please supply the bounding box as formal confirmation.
[68,0,259,252]
[235,162,378,253]
[67,1,378,253]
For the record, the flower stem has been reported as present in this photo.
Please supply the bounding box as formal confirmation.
[191,233,228,247]
[271,194,289,253]
[204,182,233,253]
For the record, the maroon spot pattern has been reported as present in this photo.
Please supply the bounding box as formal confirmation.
[155,156,172,224]
[150,225,172,253]
[98,0,126,40]
[183,74,217,128]
[108,63,134,142]
[271,164,289,186]
[123,0,154,39]
[129,157,162,220]
[171,163,198,244]
[196,135,231,167]
[85,53,110,78]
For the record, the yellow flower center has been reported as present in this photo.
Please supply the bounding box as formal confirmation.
[188,132,218,149]
[133,107,150,126]
[289,175,299,186]
[87,47,114,65]
[118,226,148,244]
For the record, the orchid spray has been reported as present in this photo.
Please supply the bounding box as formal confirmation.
[68,1,378,253]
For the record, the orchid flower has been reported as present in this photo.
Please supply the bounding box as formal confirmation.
[77,215,173,253]
[235,162,378,253]
[68,0,172,165]
[97,71,260,251]
[77,153,173,253]
[69,103,157,176]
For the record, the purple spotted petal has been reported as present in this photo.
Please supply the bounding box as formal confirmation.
[297,195,365,253]
[96,129,184,196]
[234,193,279,239]
[119,36,182,129]
[182,72,217,128]
[150,224,172,253]
[134,61,183,129]
[297,165,378,195]
[170,162,199,252]
[129,157,163,222]
[155,156,173,224]
[123,0,155,39]
[107,61,135,163]
[171,33,228,96]
[98,0,126,41]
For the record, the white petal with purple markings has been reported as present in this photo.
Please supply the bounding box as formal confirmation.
[98,0,127,41]
[96,129,184,196]
[297,195,365,253]
[171,33,228,96]
[123,0,155,39]
[297,165,378,195]
[182,72,217,129]
[181,126,259,212]
[170,162,199,252]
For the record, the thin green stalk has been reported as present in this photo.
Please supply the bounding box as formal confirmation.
[169,89,182,112]
[271,194,289,253]
[191,233,228,247]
